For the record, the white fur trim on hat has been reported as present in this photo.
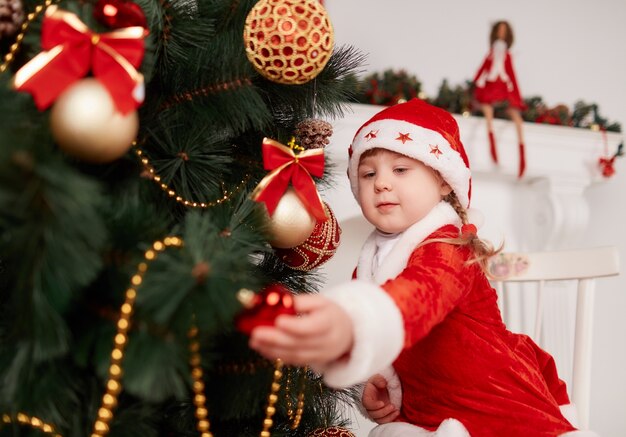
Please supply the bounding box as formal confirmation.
[348,119,471,208]
[315,279,404,388]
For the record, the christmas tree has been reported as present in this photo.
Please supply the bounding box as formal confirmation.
[0,0,363,435]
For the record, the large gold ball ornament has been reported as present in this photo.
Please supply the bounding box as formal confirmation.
[268,187,316,249]
[243,0,334,85]
[50,78,139,163]
[308,427,356,437]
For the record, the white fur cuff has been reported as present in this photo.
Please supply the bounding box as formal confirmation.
[317,280,404,388]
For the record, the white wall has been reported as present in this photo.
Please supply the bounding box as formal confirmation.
[323,1,626,435]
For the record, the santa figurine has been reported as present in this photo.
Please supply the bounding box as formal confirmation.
[473,20,527,178]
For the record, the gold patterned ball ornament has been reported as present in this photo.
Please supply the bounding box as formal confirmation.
[267,187,316,249]
[50,78,139,163]
[243,0,334,85]
[307,427,356,437]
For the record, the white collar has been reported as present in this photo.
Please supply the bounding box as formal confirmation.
[357,201,461,284]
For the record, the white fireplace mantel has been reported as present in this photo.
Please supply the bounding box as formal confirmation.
[322,103,623,252]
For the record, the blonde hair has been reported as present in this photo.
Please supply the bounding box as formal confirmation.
[420,191,502,276]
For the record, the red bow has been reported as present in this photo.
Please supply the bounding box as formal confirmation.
[599,157,616,178]
[13,5,147,115]
[253,138,327,222]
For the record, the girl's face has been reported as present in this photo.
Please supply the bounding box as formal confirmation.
[357,149,451,234]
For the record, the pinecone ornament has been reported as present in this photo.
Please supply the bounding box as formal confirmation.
[0,0,24,39]
[295,119,333,149]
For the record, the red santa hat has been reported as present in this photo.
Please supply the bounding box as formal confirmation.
[348,98,472,208]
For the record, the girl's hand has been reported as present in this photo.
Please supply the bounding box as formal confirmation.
[249,294,353,367]
[362,374,400,424]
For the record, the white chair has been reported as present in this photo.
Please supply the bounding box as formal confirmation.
[489,246,620,430]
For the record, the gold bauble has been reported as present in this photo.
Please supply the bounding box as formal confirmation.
[308,427,356,437]
[50,78,139,163]
[268,187,316,248]
[243,0,334,85]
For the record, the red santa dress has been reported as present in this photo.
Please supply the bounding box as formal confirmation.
[317,201,593,437]
[473,39,526,110]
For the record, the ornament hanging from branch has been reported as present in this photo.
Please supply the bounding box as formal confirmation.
[599,141,623,178]
[12,5,148,162]
[93,0,148,29]
[243,0,334,85]
[275,202,340,271]
[308,427,356,437]
[252,137,328,248]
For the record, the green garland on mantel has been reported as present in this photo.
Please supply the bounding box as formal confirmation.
[350,69,621,133]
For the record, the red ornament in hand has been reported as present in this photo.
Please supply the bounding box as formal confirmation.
[94,0,147,29]
[236,284,296,335]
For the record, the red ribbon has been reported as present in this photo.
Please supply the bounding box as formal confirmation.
[13,5,147,115]
[252,138,327,221]
[461,223,477,238]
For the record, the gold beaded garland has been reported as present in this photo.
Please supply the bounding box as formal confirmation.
[1,413,62,436]
[91,236,183,437]
[134,145,250,209]
[2,234,313,436]
[243,0,334,85]
[0,0,54,74]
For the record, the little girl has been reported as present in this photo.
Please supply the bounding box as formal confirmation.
[473,20,527,178]
[250,99,592,436]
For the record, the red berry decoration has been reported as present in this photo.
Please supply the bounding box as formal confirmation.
[274,202,340,271]
[93,0,147,29]
[236,284,297,335]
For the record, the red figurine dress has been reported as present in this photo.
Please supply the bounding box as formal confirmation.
[318,202,588,436]
[473,39,526,110]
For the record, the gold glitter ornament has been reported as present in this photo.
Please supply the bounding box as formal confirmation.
[308,427,356,437]
[267,187,316,248]
[274,202,340,271]
[50,78,138,163]
[243,0,334,85]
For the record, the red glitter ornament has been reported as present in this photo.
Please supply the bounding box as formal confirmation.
[93,0,147,29]
[236,284,297,335]
[274,202,340,271]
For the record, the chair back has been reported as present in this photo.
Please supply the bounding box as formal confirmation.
[489,246,620,430]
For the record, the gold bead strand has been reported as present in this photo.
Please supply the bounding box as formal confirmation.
[188,322,213,437]
[289,367,306,430]
[0,0,55,74]
[1,413,62,437]
[91,236,184,437]
[260,359,283,437]
[133,145,250,209]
